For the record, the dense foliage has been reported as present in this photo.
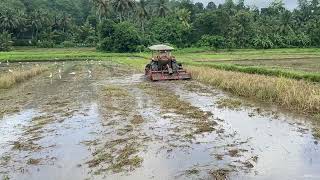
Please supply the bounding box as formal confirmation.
[1,0,320,51]
[0,32,13,51]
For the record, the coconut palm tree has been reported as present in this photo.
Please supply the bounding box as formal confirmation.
[114,0,136,22]
[59,13,71,32]
[0,9,24,32]
[137,0,148,31]
[29,10,43,39]
[155,0,169,18]
[176,8,191,28]
[91,0,110,22]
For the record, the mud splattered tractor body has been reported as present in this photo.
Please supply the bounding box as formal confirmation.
[145,45,192,81]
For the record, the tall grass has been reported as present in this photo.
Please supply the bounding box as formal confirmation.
[188,66,320,114]
[0,66,47,89]
[186,62,320,83]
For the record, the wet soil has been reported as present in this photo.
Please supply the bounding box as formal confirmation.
[0,62,319,180]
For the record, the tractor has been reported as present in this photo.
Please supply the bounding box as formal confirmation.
[145,44,192,81]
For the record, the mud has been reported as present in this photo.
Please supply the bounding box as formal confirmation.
[0,62,319,180]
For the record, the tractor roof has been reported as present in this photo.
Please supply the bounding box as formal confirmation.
[148,44,174,51]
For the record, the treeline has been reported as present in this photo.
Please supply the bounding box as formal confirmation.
[1,0,320,52]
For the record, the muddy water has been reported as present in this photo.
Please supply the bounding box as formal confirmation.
[0,62,319,180]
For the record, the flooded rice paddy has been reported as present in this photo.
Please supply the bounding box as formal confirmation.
[0,61,319,180]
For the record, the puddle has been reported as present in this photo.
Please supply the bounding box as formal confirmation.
[7,103,102,180]
[166,81,320,179]
[0,62,319,180]
[0,109,38,155]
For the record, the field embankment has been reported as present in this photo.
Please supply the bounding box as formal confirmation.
[0,48,148,62]
[186,62,320,83]
[188,66,320,116]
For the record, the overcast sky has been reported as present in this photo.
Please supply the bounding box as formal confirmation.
[196,0,298,10]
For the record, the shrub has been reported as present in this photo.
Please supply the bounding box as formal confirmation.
[197,35,226,50]
[98,21,142,52]
[61,41,76,48]
[0,31,13,51]
[37,40,54,48]
[13,39,33,46]
[148,18,192,47]
[252,35,274,49]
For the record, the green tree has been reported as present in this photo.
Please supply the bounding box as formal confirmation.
[0,31,13,51]
[197,35,226,50]
[155,0,169,18]
[0,9,25,32]
[137,0,148,32]
[114,0,136,22]
[98,21,141,52]
[176,8,191,28]
[91,0,110,22]
[206,2,216,10]
[148,18,192,47]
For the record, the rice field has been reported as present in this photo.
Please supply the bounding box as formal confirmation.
[0,49,320,180]
[0,47,319,116]
[188,66,320,115]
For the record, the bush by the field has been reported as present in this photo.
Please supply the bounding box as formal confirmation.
[0,31,13,51]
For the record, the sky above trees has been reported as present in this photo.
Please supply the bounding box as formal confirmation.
[198,0,298,10]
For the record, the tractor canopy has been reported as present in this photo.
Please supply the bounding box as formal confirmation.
[148,44,174,51]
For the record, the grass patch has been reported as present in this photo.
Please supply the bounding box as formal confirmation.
[216,98,243,110]
[27,158,41,165]
[0,66,47,89]
[87,152,113,168]
[11,141,42,151]
[210,169,230,180]
[188,66,320,115]
[228,149,240,157]
[103,85,130,97]
[0,156,11,166]
[313,127,320,139]
[109,144,143,172]
[87,141,143,172]
[131,115,144,125]
[2,175,10,180]
[186,168,200,175]
[25,115,54,134]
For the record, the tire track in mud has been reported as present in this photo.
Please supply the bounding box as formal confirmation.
[135,82,257,179]
[85,77,257,180]
[86,85,148,175]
